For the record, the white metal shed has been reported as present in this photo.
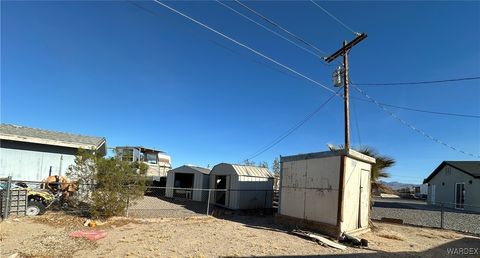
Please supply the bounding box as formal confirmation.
[209,163,274,210]
[277,149,375,238]
[166,165,210,202]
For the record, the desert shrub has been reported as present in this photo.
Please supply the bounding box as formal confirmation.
[67,149,147,218]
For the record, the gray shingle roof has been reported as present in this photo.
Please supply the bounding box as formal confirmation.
[0,123,105,149]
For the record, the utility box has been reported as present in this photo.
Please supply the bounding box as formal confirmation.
[277,149,375,238]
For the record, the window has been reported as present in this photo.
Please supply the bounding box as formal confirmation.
[146,153,157,164]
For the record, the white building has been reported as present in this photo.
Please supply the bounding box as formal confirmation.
[424,161,480,212]
[165,165,210,202]
[209,163,274,210]
[115,146,171,184]
[278,149,375,238]
[0,124,106,181]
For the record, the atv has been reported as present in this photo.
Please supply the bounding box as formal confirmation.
[26,187,56,216]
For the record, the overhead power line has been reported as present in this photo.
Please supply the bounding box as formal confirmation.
[310,0,359,36]
[152,0,337,95]
[216,1,326,62]
[351,84,480,158]
[151,1,478,159]
[350,95,480,119]
[245,90,340,161]
[234,0,328,56]
[353,76,480,86]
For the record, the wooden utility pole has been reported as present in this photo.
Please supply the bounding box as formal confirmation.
[325,33,367,239]
[342,40,350,149]
[325,33,367,149]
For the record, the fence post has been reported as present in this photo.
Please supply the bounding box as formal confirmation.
[206,189,212,216]
[4,176,12,220]
[125,186,130,218]
[440,202,444,229]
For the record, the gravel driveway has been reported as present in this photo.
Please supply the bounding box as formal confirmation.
[127,196,209,218]
[372,200,480,235]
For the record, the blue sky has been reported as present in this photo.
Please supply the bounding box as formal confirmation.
[1,1,479,184]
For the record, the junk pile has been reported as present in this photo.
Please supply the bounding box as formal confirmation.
[292,230,347,250]
[292,230,369,250]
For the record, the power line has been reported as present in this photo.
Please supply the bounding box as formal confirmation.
[216,0,325,61]
[152,0,338,95]
[234,0,328,56]
[151,1,478,158]
[349,92,480,119]
[310,0,359,36]
[351,97,362,147]
[245,90,340,161]
[369,101,480,119]
[351,84,480,158]
[353,76,480,86]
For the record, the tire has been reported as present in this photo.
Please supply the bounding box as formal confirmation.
[26,200,46,216]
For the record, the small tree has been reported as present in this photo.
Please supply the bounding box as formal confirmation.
[243,159,256,166]
[67,149,147,218]
[272,157,280,190]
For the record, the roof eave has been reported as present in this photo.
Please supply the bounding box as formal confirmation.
[0,133,106,154]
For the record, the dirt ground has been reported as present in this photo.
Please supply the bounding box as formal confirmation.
[1,212,479,258]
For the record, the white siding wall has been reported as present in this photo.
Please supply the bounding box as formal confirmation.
[280,154,372,233]
[279,156,340,225]
[427,165,480,212]
[0,147,76,181]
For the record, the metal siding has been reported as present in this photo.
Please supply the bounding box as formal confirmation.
[304,156,340,225]
[0,145,77,181]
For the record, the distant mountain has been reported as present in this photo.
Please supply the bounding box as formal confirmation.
[379,180,420,190]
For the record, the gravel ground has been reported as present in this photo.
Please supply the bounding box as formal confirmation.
[372,207,480,235]
[128,196,209,218]
[2,213,479,258]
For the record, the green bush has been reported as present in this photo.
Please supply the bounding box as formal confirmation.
[67,149,147,218]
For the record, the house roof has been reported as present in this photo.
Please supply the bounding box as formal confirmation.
[115,146,166,154]
[169,165,210,175]
[0,123,106,153]
[423,161,480,184]
[211,163,273,178]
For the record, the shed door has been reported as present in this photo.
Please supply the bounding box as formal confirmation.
[359,169,370,228]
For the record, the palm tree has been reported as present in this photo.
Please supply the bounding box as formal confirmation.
[328,145,396,194]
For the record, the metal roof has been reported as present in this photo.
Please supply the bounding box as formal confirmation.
[424,161,480,183]
[0,123,106,151]
[169,165,210,175]
[281,149,375,164]
[211,163,273,178]
[231,164,273,178]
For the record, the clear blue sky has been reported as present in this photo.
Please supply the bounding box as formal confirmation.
[2,1,479,184]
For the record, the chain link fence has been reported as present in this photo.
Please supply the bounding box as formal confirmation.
[0,178,277,219]
[372,198,480,235]
[3,177,478,235]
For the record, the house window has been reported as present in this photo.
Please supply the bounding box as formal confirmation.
[146,153,157,164]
